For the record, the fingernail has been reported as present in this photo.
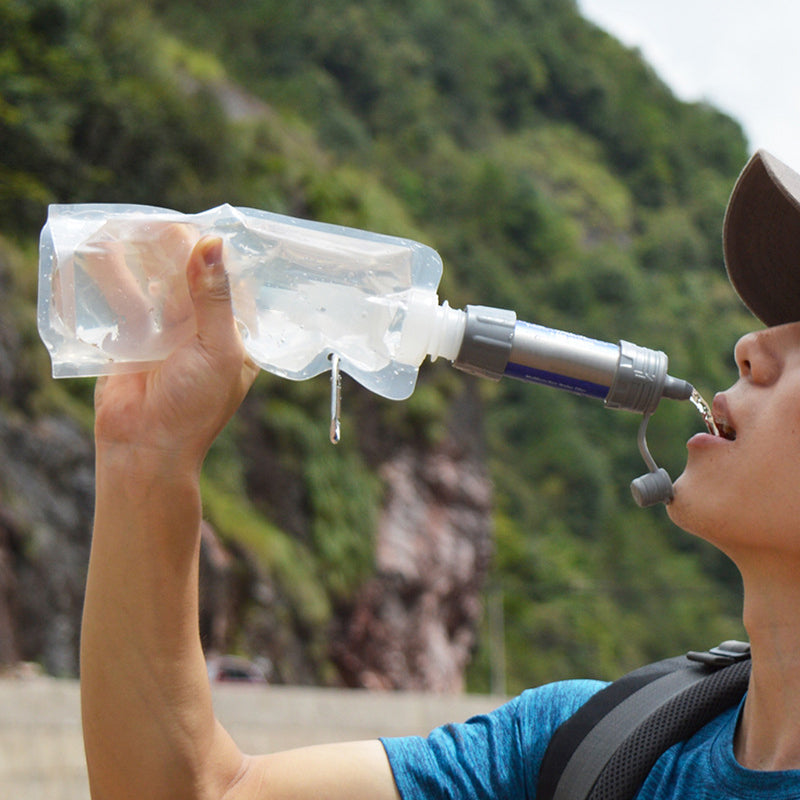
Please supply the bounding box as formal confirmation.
[202,237,224,269]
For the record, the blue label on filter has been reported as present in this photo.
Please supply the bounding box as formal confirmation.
[504,361,610,399]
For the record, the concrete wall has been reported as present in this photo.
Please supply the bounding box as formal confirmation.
[0,679,506,799]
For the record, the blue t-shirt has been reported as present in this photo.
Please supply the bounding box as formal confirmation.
[381,679,800,799]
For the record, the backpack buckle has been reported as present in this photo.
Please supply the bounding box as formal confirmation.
[687,640,751,667]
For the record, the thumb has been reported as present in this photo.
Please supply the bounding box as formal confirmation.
[186,236,237,349]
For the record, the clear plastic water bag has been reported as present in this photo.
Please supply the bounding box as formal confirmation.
[38,204,463,400]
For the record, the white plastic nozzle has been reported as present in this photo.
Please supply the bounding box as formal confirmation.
[395,288,466,365]
[427,301,467,361]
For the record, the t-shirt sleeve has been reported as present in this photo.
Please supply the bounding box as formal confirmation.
[381,679,605,799]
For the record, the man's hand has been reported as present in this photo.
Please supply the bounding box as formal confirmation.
[93,236,259,475]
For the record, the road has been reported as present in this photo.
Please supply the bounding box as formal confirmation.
[0,677,507,799]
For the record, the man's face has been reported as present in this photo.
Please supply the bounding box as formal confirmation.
[668,320,800,560]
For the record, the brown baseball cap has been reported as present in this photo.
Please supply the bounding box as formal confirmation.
[724,149,800,326]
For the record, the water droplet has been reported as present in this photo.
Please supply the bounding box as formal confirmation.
[329,353,342,445]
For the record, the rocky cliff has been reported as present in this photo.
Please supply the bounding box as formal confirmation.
[332,441,493,692]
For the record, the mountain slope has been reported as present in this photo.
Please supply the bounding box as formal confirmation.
[0,0,752,690]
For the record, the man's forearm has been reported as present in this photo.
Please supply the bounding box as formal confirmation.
[81,452,242,799]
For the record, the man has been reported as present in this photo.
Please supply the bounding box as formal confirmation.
[80,150,800,798]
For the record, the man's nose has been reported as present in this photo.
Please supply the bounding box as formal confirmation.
[733,330,779,385]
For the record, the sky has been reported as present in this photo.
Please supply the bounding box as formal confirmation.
[577,0,800,170]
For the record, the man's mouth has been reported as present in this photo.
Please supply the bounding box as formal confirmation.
[714,416,736,441]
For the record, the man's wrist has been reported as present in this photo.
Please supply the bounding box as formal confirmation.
[95,438,204,486]
[93,442,204,566]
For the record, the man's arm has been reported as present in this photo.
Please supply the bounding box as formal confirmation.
[80,237,400,800]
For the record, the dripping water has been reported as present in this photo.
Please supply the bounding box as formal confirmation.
[689,388,719,436]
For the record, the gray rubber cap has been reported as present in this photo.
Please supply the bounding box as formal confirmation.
[630,468,674,507]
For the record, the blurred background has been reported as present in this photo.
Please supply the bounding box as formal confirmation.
[0,0,756,706]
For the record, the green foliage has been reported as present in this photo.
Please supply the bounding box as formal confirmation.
[234,376,383,607]
[2,0,756,688]
[306,447,382,601]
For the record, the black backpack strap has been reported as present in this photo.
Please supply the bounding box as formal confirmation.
[537,641,751,800]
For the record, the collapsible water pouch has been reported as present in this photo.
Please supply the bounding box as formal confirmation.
[37,204,463,400]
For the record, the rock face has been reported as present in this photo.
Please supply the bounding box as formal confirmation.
[332,445,494,692]
[0,414,95,676]
[0,401,493,687]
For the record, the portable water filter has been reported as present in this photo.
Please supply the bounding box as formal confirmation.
[446,306,694,507]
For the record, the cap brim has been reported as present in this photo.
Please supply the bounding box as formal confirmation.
[724,149,800,327]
